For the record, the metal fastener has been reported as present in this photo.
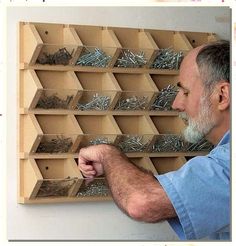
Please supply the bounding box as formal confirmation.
[115,95,149,110]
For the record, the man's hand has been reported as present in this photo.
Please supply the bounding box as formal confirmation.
[78,144,121,179]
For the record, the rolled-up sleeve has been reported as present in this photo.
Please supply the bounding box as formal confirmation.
[155,144,230,239]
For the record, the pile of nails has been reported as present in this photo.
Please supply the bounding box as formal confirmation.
[36,136,73,153]
[76,47,111,67]
[77,93,111,110]
[151,48,183,70]
[36,93,73,109]
[37,47,73,65]
[118,135,149,152]
[151,85,178,111]
[89,137,111,145]
[115,49,147,68]
[115,96,148,110]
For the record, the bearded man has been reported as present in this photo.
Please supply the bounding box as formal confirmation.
[78,40,230,240]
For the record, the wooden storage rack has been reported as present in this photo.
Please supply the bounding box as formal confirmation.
[19,22,216,204]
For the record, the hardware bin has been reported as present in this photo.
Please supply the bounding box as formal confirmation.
[147,30,192,54]
[114,115,158,152]
[75,72,121,110]
[114,73,158,110]
[150,157,187,174]
[151,116,185,134]
[20,70,82,110]
[150,74,179,91]
[129,157,158,175]
[109,27,158,67]
[75,115,122,149]
[71,25,122,67]
[20,114,83,154]
[20,22,83,65]
[19,158,83,200]
[181,31,217,48]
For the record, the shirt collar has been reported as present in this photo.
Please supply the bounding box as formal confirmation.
[217,130,230,146]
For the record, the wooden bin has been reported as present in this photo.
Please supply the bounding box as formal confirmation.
[109,27,158,67]
[71,25,122,67]
[75,115,122,149]
[181,31,217,48]
[151,116,185,134]
[151,74,179,90]
[19,158,83,201]
[150,156,187,174]
[75,72,121,110]
[114,73,158,110]
[114,115,158,152]
[20,70,82,110]
[147,29,193,53]
[129,157,158,175]
[20,114,83,154]
[20,22,83,66]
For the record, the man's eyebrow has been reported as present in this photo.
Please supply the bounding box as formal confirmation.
[176,82,190,93]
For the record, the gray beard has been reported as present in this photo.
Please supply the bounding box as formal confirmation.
[179,96,216,143]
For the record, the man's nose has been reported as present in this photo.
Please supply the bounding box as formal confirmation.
[172,92,185,111]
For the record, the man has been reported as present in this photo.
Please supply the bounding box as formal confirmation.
[78,40,230,240]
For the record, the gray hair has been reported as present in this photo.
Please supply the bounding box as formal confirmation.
[196,40,230,93]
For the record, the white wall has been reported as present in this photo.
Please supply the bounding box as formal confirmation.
[7,6,230,240]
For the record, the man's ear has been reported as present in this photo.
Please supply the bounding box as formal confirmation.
[217,81,230,111]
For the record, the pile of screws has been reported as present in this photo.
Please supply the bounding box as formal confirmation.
[37,47,73,65]
[77,179,110,197]
[152,135,187,152]
[115,49,147,68]
[36,136,73,153]
[118,135,150,152]
[89,137,111,145]
[151,48,183,70]
[76,47,111,67]
[76,93,111,110]
[36,93,73,109]
[151,85,178,111]
[37,178,77,197]
[186,138,213,151]
[115,96,149,110]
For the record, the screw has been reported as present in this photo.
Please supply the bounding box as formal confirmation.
[151,85,178,111]
[151,48,183,70]
[115,49,147,68]
[152,134,187,152]
[115,95,149,110]
[117,135,150,152]
[76,47,111,67]
[76,93,111,111]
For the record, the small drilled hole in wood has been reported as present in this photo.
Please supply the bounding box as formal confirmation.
[192,39,196,43]
[45,166,49,170]
[45,31,48,35]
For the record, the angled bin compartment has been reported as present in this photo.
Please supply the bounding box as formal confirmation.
[150,116,186,153]
[75,72,121,110]
[19,158,83,200]
[109,27,158,68]
[75,115,122,149]
[181,31,217,48]
[20,22,82,66]
[114,73,158,110]
[20,114,83,154]
[20,70,82,110]
[71,25,122,67]
[114,115,158,152]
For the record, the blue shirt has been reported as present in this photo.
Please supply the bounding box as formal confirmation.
[156,131,230,240]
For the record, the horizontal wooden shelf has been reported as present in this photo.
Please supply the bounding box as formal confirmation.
[18,195,113,204]
[19,151,208,159]
[20,108,179,116]
[20,63,180,75]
